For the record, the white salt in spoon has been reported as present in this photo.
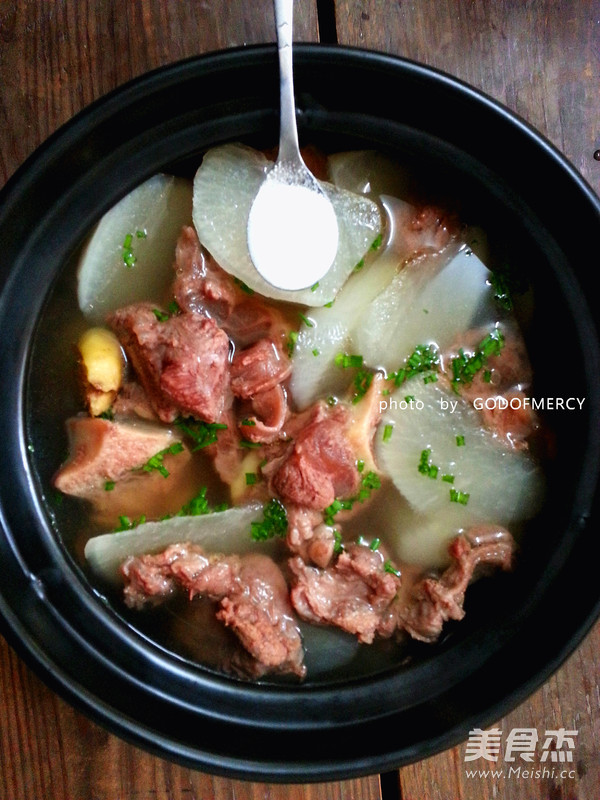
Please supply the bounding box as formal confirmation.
[247,0,339,291]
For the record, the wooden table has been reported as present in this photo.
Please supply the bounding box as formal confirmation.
[1,1,599,797]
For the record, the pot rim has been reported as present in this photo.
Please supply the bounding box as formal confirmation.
[1,43,599,781]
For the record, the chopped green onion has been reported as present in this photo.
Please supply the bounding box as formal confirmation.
[418,448,439,479]
[449,488,470,505]
[333,530,344,554]
[384,560,401,577]
[175,418,227,450]
[323,470,381,525]
[250,499,288,541]
[451,329,505,392]
[299,312,314,327]
[382,424,394,443]
[334,352,364,369]
[287,330,298,356]
[234,278,255,295]
[390,344,440,387]
[122,233,137,268]
[140,441,185,478]
[115,514,146,532]
[370,233,383,251]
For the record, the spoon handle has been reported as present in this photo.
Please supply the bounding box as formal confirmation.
[273,0,301,165]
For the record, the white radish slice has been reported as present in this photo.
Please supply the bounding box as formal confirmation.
[288,197,420,409]
[84,503,270,583]
[388,490,470,568]
[288,242,399,409]
[374,376,545,525]
[192,143,382,306]
[353,243,493,373]
[77,174,193,322]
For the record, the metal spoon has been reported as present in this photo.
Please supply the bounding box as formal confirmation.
[247,0,339,291]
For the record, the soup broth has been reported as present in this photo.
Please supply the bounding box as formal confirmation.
[27,143,550,683]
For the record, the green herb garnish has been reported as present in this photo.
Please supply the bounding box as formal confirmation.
[489,260,528,311]
[333,530,344,554]
[323,470,381,525]
[418,448,439,479]
[250,498,288,541]
[449,488,470,505]
[115,514,146,531]
[234,278,255,295]
[152,308,170,322]
[370,233,383,251]
[299,312,314,328]
[175,418,227,450]
[178,487,226,516]
[450,329,505,392]
[389,344,440,387]
[335,352,364,369]
[352,368,374,404]
[287,330,298,357]
[382,424,394,443]
[122,233,137,268]
[140,441,185,478]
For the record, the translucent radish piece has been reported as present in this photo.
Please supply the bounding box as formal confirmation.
[84,503,270,583]
[374,376,545,525]
[288,197,417,409]
[77,174,193,322]
[288,239,400,409]
[192,143,382,306]
[389,490,471,568]
[328,150,412,198]
[354,243,493,373]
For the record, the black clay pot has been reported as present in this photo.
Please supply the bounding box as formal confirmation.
[1,45,599,782]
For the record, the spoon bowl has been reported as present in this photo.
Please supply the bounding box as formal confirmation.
[247,0,339,291]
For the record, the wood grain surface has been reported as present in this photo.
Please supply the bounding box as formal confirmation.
[1,1,599,798]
